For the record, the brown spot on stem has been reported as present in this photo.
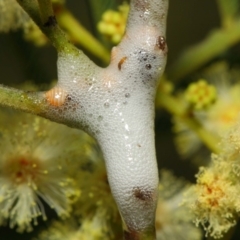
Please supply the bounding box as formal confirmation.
[123,229,139,240]
[118,57,127,70]
[134,0,149,12]
[44,16,57,27]
[133,187,153,202]
[156,36,168,54]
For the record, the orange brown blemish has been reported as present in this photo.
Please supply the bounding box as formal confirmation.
[118,56,127,70]
[45,87,68,107]
[156,36,168,55]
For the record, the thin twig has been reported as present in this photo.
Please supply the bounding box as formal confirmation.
[168,18,240,81]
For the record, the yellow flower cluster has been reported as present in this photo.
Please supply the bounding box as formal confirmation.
[185,118,240,238]
[0,0,31,32]
[36,210,119,240]
[35,154,121,240]
[97,2,129,44]
[156,170,202,240]
[0,108,92,232]
[173,63,240,160]
[185,79,217,110]
[206,83,240,132]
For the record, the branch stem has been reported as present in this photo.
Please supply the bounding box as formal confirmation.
[16,0,42,26]
[216,0,239,28]
[18,0,79,54]
[0,85,48,116]
[168,18,240,81]
[156,90,220,154]
[56,6,110,63]
[37,0,54,24]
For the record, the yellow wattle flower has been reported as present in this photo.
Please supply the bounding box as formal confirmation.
[97,2,129,44]
[185,79,217,110]
[0,109,87,232]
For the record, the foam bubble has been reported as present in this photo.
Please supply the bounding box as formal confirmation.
[45,0,168,232]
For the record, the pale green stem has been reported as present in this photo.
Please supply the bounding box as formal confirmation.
[168,18,240,81]
[16,0,42,25]
[216,0,239,28]
[37,0,54,24]
[156,91,220,154]
[17,0,79,55]
[56,7,110,63]
[0,85,48,115]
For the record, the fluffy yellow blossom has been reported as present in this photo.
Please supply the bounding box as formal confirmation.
[0,109,90,232]
[185,79,217,110]
[173,63,240,160]
[72,155,122,239]
[97,2,129,44]
[185,164,239,238]
[35,208,120,240]
[156,170,202,240]
[0,0,31,32]
[33,218,80,240]
[184,118,240,238]
[205,84,240,132]
[76,208,121,240]
[35,146,122,240]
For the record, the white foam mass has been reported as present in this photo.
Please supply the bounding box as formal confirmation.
[45,0,168,233]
